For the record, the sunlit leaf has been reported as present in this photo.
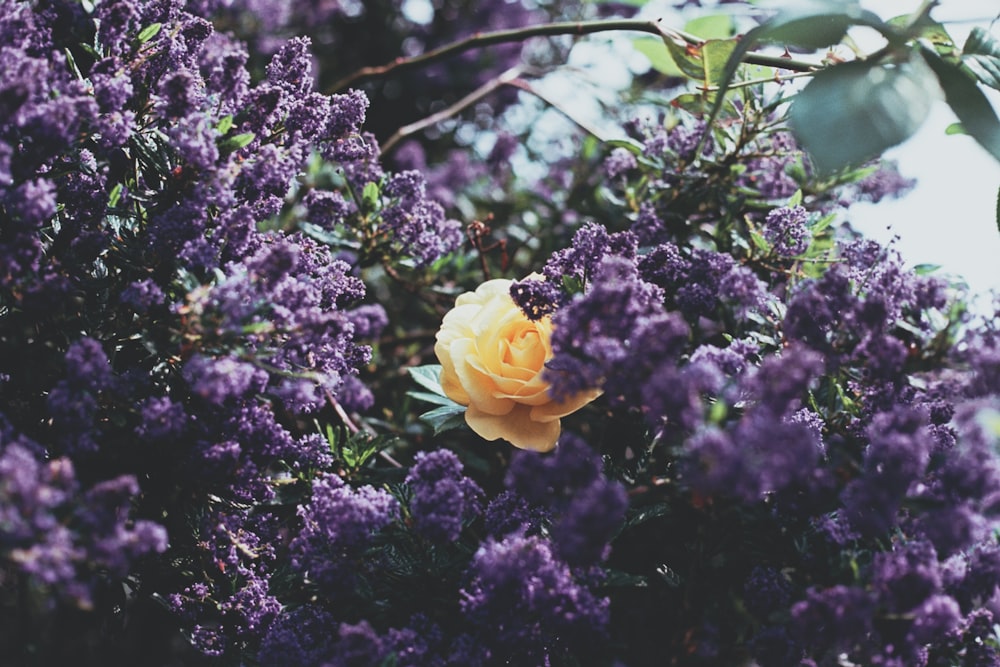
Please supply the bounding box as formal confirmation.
[664,37,739,92]
[789,53,941,172]
[632,38,684,77]
[136,22,162,44]
[684,14,736,40]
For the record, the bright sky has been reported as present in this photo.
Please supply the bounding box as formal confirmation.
[848,1,1000,301]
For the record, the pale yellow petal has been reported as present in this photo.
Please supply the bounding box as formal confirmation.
[530,387,603,420]
[465,403,560,452]
[451,338,514,416]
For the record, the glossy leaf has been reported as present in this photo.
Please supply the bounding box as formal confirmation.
[407,364,446,396]
[922,47,1000,164]
[963,27,1000,90]
[755,0,883,50]
[789,53,940,172]
[664,37,739,91]
[419,404,467,435]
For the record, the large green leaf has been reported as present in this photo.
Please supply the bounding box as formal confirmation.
[962,27,1000,90]
[789,52,941,172]
[700,0,889,156]
[664,37,740,92]
[755,0,885,50]
[921,46,1000,164]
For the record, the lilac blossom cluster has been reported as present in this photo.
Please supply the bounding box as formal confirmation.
[5,0,1000,665]
[507,128,1000,664]
[0,0,459,661]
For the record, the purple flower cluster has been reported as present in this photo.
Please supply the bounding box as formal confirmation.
[763,204,811,256]
[290,474,399,597]
[405,449,483,542]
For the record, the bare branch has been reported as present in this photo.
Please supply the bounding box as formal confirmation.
[329,18,820,93]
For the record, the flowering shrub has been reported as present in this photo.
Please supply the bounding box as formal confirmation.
[3,0,1000,665]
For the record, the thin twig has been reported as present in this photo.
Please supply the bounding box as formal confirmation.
[380,66,524,154]
[506,78,610,141]
[329,18,820,93]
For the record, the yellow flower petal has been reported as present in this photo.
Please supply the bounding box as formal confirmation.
[465,403,561,452]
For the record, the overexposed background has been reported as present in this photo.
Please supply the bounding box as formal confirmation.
[850,0,1000,300]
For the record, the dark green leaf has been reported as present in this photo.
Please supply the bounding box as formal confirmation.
[419,404,467,435]
[789,53,940,172]
[921,47,1000,164]
[756,0,888,50]
[408,365,446,396]
[963,27,1000,90]
[136,23,162,44]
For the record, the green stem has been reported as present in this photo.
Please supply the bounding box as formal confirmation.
[328,18,820,93]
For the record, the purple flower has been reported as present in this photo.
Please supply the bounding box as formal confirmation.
[290,474,399,596]
[460,534,610,663]
[405,450,483,542]
[763,205,810,256]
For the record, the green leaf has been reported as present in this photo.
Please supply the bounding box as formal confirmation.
[887,14,956,58]
[604,137,646,156]
[216,115,234,136]
[664,37,739,91]
[962,27,1000,90]
[406,390,459,407]
[698,1,889,157]
[136,22,162,44]
[788,189,804,207]
[419,404,467,435]
[921,47,1000,164]
[362,181,380,212]
[789,53,941,172]
[913,263,941,276]
[632,38,684,77]
[408,365,446,396]
[755,0,886,50]
[219,131,255,152]
[107,182,123,208]
[684,14,736,40]
[945,122,967,136]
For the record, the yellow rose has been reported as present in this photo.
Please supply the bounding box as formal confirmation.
[434,278,600,452]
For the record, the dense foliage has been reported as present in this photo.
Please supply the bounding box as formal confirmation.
[3,0,1000,665]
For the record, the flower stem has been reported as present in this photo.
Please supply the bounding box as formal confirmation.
[329,18,820,93]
